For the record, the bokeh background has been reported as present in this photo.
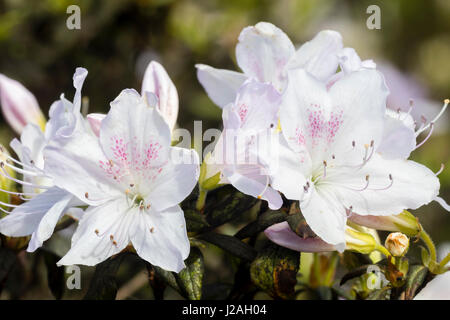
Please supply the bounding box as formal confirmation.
[0,0,449,299]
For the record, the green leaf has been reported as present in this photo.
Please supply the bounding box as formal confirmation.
[184,209,210,233]
[176,247,204,300]
[235,210,287,240]
[151,265,181,293]
[42,250,65,299]
[316,286,333,300]
[250,242,300,299]
[205,187,258,228]
[404,265,428,300]
[83,253,127,300]
[366,287,391,300]
[199,232,257,261]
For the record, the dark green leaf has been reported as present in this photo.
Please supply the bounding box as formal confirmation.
[404,265,428,300]
[205,188,258,228]
[152,265,181,292]
[176,247,204,300]
[235,210,287,240]
[84,253,126,300]
[366,287,391,300]
[199,232,257,261]
[316,286,333,300]
[184,209,210,233]
[250,242,300,299]
[42,250,65,299]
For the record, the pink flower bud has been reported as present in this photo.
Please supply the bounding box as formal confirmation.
[0,74,46,134]
[141,61,178,131]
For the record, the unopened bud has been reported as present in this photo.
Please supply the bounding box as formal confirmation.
[345,227,378,254]
[0,74,46,135]
[348,211,420,237]
[385,232,409,257]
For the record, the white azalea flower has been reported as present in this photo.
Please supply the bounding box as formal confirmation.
[44,89,199,272]
[204,79,283,209]
[0,68,88,252]
[273,68,440,249]
[196,22,343,108]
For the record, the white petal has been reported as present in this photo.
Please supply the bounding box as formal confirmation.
[414,272,450,300]
[236,22,295,91]
[300,182,347,246]
[86,113,106,137]
[72,67,88,113]
[328,69,389,165]
[377,109,416,159]
[223,164,282,210]
[44,121,122,206]
[145,147,199,212]
[224,79,281,131]
[27,189,74,252]
[130,205,189,273]
[0,187,71,252]
[269,133,310,200]
[141,61,179,130]
[57,199,133,266]
[195,64,247,108]
[332,153,440,216]
[0,73,45,134]
[100,89,172,170]
[289,30,343,81]
[279,68,332,162]
[265,222,336,252]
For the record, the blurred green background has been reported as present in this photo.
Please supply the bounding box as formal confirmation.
[0,0,449,299]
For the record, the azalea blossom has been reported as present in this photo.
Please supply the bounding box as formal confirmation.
[0,68,88,252]
[43,89,199,271]
[272,68,440,249]
[0,73,46,135]
[196,22,343,108]
[202,79,283,209]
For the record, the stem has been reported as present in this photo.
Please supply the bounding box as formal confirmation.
[376,245,393,263]
[439,252,450,269]
[195,189,208,212]
[420,229,437,263]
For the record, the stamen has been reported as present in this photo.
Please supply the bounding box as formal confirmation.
[435,164,445,176]
[0,167,51,190]
[371,174,394,191]
[416,99,449,136]
[1,161,44,177]
[323,160,327,178]
[0,187,38,197]
[0,199,20,208]
[414,123,434,150]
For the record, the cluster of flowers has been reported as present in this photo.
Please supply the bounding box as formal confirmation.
[0,22,448,276]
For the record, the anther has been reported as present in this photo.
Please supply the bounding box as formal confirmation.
[112,240,118,246]
[110,235,114,240]
[85,192,89,199]
[352,141,356,148]
[130,184,134,188]
[150,227,154,233]
[95,229,99,235]
[323,160,327,178]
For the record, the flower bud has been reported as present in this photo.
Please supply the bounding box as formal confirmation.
[348,210,420,237]
[141,61,178,131]
[0,74,46,135]
[385,232,409,257]
[345,227,379,255]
